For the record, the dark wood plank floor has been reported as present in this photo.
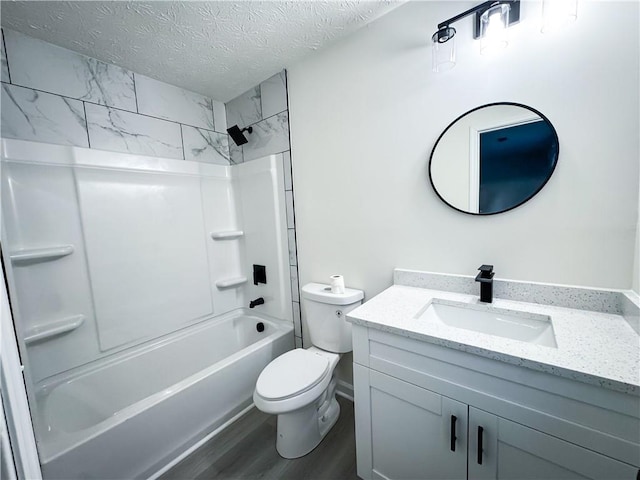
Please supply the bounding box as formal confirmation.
[161,396,358,480]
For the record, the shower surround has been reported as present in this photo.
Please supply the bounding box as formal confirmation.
[0,27,300,339]
[0,27,299,478]
[1,138,294,478]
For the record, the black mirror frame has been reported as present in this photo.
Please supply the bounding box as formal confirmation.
[428,102,560,216]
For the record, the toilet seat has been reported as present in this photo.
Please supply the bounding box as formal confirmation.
[253,348,339,414]
[255,349,330,400]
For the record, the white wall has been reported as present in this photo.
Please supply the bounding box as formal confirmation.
[634,216,640,294]
[288,0,639,311]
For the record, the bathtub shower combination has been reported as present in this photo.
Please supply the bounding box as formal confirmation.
[0,138,294,478]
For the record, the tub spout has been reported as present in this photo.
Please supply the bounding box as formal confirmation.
[250,297,265,308]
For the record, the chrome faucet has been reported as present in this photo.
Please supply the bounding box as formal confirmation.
[475,265,494,303]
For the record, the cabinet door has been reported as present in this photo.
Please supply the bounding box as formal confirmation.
[468,407,638,480]
[354,365,467,480]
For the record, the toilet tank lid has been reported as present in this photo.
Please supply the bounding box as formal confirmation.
[301,283,364,305]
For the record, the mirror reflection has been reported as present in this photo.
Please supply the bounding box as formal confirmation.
[429,103,559,215]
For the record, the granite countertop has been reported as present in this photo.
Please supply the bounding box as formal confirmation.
[347,285,640,395]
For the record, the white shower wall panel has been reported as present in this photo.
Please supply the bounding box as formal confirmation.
[2,139,284,385]
[76,168,214,350]
[1,157,100,383]
[200,175,246,313]
[235,155,293,322]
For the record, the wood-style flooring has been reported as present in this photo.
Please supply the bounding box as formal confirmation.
[160,396,358,480]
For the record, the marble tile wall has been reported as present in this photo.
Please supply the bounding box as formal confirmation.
[226,86,262,129]
[0,28,230,165]
[225,71,289,165]
[181,126,230,165]
[85,103,183,159]
[135,74,214,130]
[5,30,136,111]
[2,84,88,147]
[225,71,301,346]
[1,30,10,83]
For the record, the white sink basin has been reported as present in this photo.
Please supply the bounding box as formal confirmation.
[416,299,557,348]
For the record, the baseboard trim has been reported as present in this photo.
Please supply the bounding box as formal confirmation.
[336,379,354,402]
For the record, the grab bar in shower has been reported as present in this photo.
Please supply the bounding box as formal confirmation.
[10,244,74,263]
[23,314,85,345]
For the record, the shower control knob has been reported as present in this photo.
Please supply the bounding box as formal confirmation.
[335,310,343,318]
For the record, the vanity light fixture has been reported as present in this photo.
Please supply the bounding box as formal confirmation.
[431,0,520,72]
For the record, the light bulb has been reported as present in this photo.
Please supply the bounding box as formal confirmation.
[480,3,510,56]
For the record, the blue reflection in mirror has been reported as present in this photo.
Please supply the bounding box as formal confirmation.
[479,120,558,214]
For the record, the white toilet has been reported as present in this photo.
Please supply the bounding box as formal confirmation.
[253,282,364,458]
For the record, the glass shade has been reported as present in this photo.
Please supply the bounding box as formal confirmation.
[432,27,456,73]
[480,3,510,55]
[541,0,578,33]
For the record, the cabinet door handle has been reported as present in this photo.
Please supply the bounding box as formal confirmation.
[477,426,484,465]
[450,415,457,452]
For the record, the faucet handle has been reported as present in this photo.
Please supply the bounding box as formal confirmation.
[478,264,493,274]
[476,265,494,281]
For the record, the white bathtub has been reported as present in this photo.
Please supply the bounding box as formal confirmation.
[35,309,293,479]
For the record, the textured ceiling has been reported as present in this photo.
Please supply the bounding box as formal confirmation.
[1,1,402,101]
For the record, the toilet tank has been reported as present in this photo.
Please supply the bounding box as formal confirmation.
[301,283,364,353]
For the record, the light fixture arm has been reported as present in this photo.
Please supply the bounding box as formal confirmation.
[437,1,498,30]
[436,0,520,39]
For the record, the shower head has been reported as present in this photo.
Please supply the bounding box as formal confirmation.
[227,125,253,146]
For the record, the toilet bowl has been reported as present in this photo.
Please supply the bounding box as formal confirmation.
[253,282,364,459]
[253,347,341,458]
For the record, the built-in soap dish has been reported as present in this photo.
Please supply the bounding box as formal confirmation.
[210,231,244,240]
[24,314,85,345]
[10,245,74,263]
[215,277,248,288]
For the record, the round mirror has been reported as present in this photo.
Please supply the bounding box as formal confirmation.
[429,103,559,215]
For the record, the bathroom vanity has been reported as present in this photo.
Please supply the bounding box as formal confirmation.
[348,270,640,480]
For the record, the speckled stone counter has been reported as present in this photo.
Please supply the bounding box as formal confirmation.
[347,272,640,396]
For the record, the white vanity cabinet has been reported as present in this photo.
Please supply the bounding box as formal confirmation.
[467,407,635,480]
[352,325,640,480]
[356,366,468,479]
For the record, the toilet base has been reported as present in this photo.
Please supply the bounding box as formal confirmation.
[275,379,340,459]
